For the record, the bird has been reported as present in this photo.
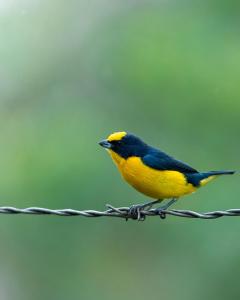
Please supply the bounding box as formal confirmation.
[99,131,235,219]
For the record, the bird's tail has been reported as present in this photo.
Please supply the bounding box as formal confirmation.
[199,170,235,186]
[204,170,235,176]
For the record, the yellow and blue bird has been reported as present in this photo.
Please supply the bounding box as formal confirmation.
[99,131,235,216]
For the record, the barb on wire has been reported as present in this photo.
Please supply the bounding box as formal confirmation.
[0,205,240,221]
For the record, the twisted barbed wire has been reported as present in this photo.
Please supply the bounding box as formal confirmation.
[0,205,240,221]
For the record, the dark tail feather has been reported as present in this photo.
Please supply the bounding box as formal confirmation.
[204,170,235,176]
[186,170,235,187]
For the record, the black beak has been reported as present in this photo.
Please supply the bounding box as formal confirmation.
[99,139,112,149]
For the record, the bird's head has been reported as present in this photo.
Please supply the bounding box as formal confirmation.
[99,131,148,159]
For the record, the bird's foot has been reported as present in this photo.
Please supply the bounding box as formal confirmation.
[155,207,167,219]
[127,200,162,221]
[155,198,177,219]
[128,204,147,221]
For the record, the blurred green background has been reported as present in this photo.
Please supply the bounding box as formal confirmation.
[0,0,239,299]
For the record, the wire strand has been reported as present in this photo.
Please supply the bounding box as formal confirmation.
[0,205,240,221]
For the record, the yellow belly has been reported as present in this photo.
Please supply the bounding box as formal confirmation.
[109,151,196,199]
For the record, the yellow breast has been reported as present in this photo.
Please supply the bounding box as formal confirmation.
[108,151,196,199]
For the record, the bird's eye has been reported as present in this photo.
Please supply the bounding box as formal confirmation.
[111,140,121,146]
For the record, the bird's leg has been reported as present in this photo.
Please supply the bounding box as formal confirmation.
[141,199,164,210]
[155,198,177,213]
[129,199,163,221]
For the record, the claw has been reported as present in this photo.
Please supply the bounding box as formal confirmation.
[155,208,167,219]
[128,204,146,221]
[155,198,177,219]
[127,199,162,221]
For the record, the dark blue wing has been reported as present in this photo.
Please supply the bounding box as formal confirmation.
[142,149,198,174]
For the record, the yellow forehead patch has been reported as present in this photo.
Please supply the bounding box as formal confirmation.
[107,131,127,142]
